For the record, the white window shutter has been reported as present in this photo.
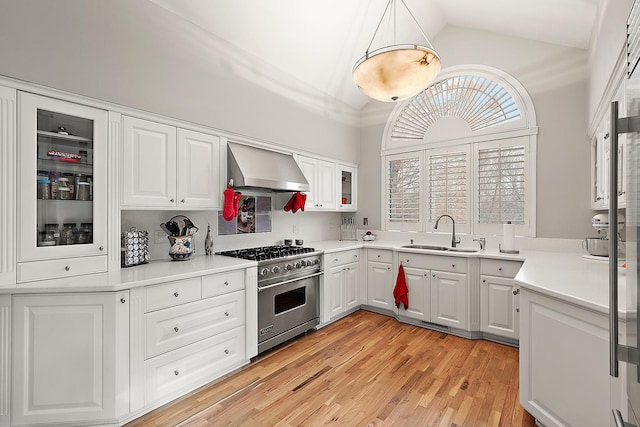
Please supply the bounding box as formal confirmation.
[385,154,422,231]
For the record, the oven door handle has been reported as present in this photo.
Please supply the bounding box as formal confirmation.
[258,271,323,292]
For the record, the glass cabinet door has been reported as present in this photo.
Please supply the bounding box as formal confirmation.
[338,164,357,211]
[19,93,107,262]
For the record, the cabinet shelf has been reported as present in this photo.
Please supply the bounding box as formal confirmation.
[37,130,92,144]
[37,158,93,174]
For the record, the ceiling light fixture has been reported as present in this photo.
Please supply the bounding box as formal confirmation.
[353,0,441,102]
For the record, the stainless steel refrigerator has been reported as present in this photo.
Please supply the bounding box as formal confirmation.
[611,2,640,425]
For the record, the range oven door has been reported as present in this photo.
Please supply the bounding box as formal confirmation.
[258,272,320,353]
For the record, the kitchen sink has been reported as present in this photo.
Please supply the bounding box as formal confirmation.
[401,244,478,253]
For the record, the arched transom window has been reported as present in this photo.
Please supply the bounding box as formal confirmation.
[391,75,521,140]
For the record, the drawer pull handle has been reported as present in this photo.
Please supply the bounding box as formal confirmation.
[377,255,381,258]
[120,298,126,304]
[174,370,179,376]
[482,279,486,283]
[334,259,339,262]
[452,264,455,268]
[99,246,104,251]
[170,198,175,203]
[513,289,520,296]
[174,292,179,298]
[224,349,229,354]
[224,311,230,317]
[354,255,358,258]
[499,267,503,271]
[516,307,520,313]
[387,267,391,270]
[224,281,229,286]
[432,274,435,278]
[65,265,70,271]
[181,199,185,203]
[174,326,179,333]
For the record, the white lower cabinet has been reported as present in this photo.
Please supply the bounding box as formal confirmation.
[479,259,523,341]
[323,250,361,323]
[145,326,245,403]
[397,253,469,331]
[11,291,129,426]
[131,268,248,409]
[366,249,394,311]
[520,289,610,427]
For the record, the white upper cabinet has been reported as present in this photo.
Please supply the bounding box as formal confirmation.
[297,155,357,212]
[17,93,108,279]
[122,116,220,209]
[337,164,357,211]
[591,76,625,210]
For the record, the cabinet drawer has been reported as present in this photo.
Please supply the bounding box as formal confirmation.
[326,249,360,267]
[367,249,393,263]
[480,259,523,278]
[145,290,245,358]
[202,269,244,298]
[145,326,245,404]
[399,253,467,274]
[145,278,202,312]
[17,256,107,283]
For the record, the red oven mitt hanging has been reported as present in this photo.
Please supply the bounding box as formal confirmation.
[223,185,242,221]
[393,263,409,310]
[284,192,307,213]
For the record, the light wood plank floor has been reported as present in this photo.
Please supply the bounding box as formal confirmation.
[127,310,535,427]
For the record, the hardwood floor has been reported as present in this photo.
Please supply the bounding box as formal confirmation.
[127,310,535,427]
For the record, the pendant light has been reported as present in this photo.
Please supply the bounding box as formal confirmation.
[353,0,441,102]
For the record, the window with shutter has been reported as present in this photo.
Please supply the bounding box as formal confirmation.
[478,145,525,224]
[386,154,422,231]
[428,151,467,224]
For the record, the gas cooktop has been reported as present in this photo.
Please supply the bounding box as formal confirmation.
[216,245,317,261]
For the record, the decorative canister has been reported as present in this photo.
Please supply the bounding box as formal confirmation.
[168,235,193,261]
[59,223,78,245]
[120,228,149,267]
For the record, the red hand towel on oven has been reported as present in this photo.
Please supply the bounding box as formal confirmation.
[394,264,409,310]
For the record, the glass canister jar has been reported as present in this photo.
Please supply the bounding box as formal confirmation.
[57,177,73,200]
[77,222,93,244]
[43,223,60,245]
[37,178,51,199]
[76,175,91,201]
[59,223,78,245]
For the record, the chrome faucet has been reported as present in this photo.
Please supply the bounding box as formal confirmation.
[473,237,486,250]
[434,214,460,248]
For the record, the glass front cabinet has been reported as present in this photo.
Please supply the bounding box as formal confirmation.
[337,164,357,211]
[18,93,107,281]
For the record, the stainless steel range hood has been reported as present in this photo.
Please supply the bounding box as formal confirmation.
[227,142,310,192]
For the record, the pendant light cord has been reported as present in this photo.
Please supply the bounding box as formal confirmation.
[365,0,436,55]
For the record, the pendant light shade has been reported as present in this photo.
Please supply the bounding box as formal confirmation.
[353,0,441,102]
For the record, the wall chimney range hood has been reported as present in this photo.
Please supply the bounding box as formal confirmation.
[227,142,310,192]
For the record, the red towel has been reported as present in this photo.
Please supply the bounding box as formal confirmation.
[394,264,409,310]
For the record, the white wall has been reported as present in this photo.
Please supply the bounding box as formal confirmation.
[0,0,361,164]
[357,25,594,239]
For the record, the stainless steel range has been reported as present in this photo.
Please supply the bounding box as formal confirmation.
[217,245,322,354]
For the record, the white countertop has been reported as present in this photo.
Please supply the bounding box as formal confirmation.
[310,239,619,316]
[3,239,623,317]
[0,255,257,294]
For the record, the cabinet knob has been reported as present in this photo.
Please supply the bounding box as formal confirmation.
[170,198,175,203]
[174,291,179,298]
[224,349,230,354]
[354,255,358,258]
[224,281,229,286]
[432,274,435,278]
[120,298,126,304]
[482,279,486,283]
[377,255,381,258]
[498,267,503,271]
[174,370,179,376]
[452,264,455,268]
[387,267,391,270]
[406,260,410,263]
[99,246,104,251]
[174,326,179,333]
[516,308,520,313]
[513,289,520,295]
[224,311,230,317]
[181,199,185,203]
[65,265,70,271]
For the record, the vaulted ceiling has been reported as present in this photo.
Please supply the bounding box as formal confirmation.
[149,0,600,111]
